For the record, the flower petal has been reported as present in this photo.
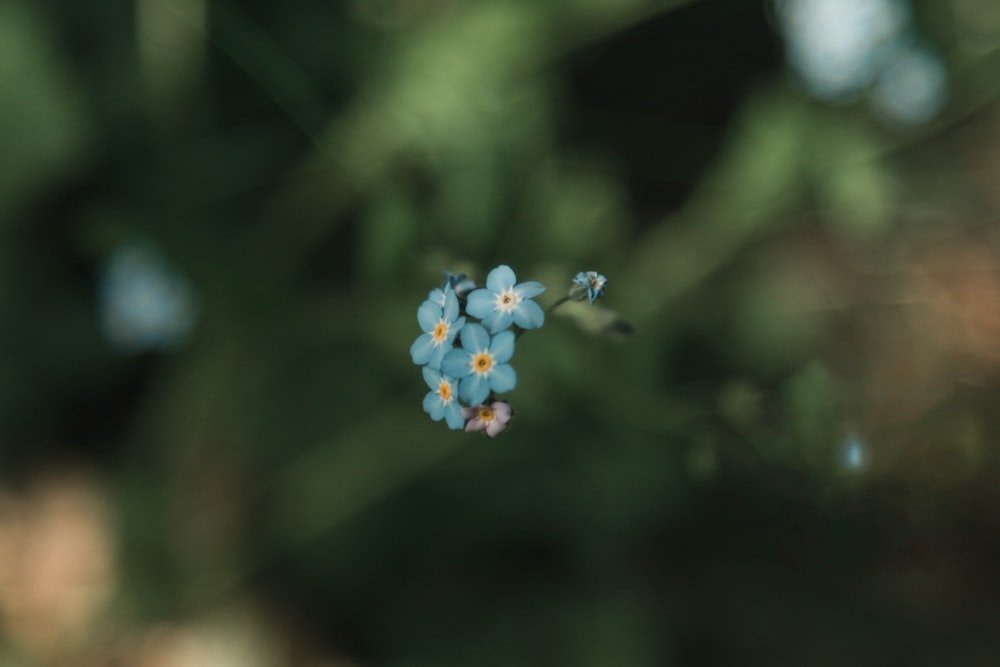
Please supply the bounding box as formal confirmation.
[422,366,442,390]
[444,317,465,345]
[486,264,516,293]
[488,363,516,394]
[466,418,488,433]
[429,396,445,420]
[442,348,471,378]
[423,391,438,416]
[426,288,446,307]
[491,401,513,422]
[460,322,489,352]
[481,309,512,334]
[465,289,493,319]
[417,300,440,332]
[514,281,545,299]
[490,330,515,364]
[485,419,509,437]
[512,299,544,330]
[442,289,459,322]
[426,342,447,369]
[444,400,465,430]
[460,372,490,405]
[411,334,436,366]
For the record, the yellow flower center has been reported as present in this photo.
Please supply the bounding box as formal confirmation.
[477,408,494,422]
[432,322,448,342]
[590,277,601,288]
[438,381,452,402]
[473,353,492,374]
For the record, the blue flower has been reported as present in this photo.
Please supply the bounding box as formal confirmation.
[571,271,607,304]
[442,322,517,405]
[422,367,464,429]
[410,288,465,369]
[466,264,545,333]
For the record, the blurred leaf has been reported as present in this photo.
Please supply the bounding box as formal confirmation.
[623,87,809,321]
[810,117,898,243]
[0,1,89,220]
[524,159,629,259]
[557,301,636,340]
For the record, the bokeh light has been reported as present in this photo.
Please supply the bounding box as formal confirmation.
[774,0,909,101]
[870,41,948,125]
[97,244,198,355]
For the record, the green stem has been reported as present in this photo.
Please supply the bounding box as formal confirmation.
[547,295,573,314]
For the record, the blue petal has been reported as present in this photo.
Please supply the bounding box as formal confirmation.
[461,373,490,405]
[428,395,445,420]
[573,272,589,285]
[460,322,489,352]
[444,400,465,430]
[489,363,517,394]
[512,299,544,329]
[481,309,513,334]
[426,288,446,307]
[491,330,515,364]
[442,289,459,322]
[486,265,516,293]
[411,334,436,366]
[422,365,442,390]
[427,342,447,369]
[417,300,441,331]
[466,289,494,319]
[442,348,471,378]
[423,391,438,416]
[514,281,545,299]
[444,317,466,345]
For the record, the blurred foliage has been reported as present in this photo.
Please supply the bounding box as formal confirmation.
[5,0,1000,664]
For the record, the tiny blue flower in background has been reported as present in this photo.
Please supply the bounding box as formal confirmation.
[98,243,198,354]
[462,400,513,437]
[842,433,866,471]
[422,367,465,430]
[443,271,476,299]
[410,288,465,369]
[442,322,517,405]
[571,271,607,304]
[466,264,545,333]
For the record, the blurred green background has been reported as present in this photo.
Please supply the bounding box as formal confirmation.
[5,0,1000,664]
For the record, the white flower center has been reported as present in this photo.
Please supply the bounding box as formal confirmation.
[495,289,519,313]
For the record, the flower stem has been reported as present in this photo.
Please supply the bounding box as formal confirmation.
[547,295,572,314]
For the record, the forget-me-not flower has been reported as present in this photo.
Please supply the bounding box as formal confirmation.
[462,400,513,437]
[466,265,545,333]
[571,271,607,304]
[442,322,516,405]
[422,367,464,430]
[410,288,465,369]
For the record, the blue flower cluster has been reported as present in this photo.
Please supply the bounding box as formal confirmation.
[410,265,545,435]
